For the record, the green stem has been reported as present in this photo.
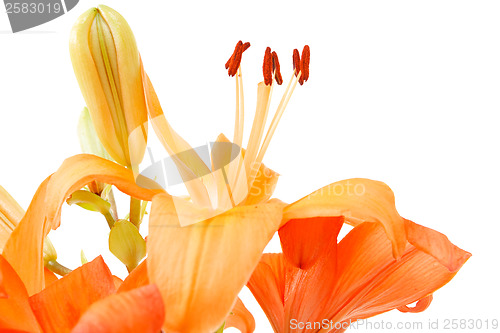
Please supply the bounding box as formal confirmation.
[130,197,141,227]
[104,211,115,229]
[46,260,72,276]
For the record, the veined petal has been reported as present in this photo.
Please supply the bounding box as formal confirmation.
[247,254,288,333]
[0,255,41,333]
[283,178,406,258]
[329,222,469,323]
[71,284,164,333]
[29,257,116,333]
[148,194,283,332]
[225,297,256,333]
[118,260,148,293]
[278,216,344,270]
[3,155,161,295]
[2,177,52,296]
[0,185,24,252]
[404,219,471,272]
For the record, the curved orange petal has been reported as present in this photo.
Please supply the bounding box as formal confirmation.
[225,297,256,333]
[71,284,164,333]
[3,155,162,295]
[283,178,406,258]
[0,255,41,332]
[29,256,115,333]
[404,219,471,272]
[2,177,52,295]
[117,260,148,293]
[247,254,287,333]
[0,186,24,252]
[278,216,344,269]
[330,222,469,322]
[148,194,284,332]
[46,154,163,229]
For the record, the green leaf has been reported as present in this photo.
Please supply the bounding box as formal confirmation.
[109,220,146,272]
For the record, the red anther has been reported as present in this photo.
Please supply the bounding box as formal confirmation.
[263,47,273,86]
[227,41,243,76]
[272,51,283,85]
[301,45,310,83]
[226,41,251,76]
[293,49,301,77]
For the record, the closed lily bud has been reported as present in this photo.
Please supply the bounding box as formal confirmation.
[69,5,148,169]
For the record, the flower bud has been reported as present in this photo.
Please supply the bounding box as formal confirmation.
[69,5,148,169]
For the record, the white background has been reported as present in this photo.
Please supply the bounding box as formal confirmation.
[1,1,499,332]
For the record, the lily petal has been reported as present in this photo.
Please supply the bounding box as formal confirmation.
[0,255,41,332]
[283,178,406,258]
[0,185,24,252]
[148,194,284,332]
[278,216,344,270]
[118,260,148,293]
[404,219,471,272]
[330,222,470,322]
[247,254,288,333]
[225,297,256,333]
[29,256,115,333]
[2,177,52,296]
[46,154,162,229]
[71,284,164,333]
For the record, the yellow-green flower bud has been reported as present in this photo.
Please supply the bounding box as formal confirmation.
[69,5,148,169]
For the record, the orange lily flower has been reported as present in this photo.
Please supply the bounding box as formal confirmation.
[1,4,469,331]
[140,39,464,333]
[247,214,470,332]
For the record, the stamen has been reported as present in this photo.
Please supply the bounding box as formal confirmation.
[226,41,251,76]
[227,41,243,76]
[272,51,283,85]
[300,45,310,84]
[263,47,273,86]
[292,49,301,77]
